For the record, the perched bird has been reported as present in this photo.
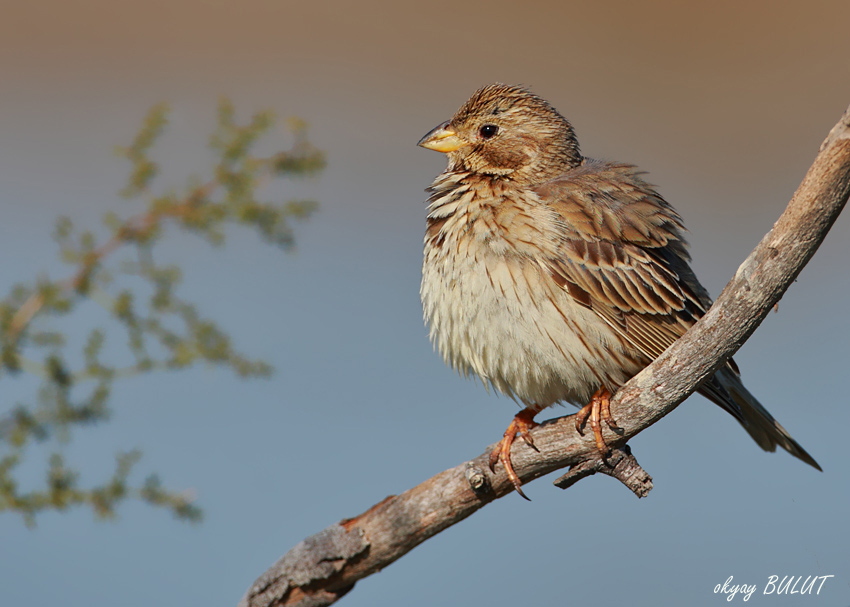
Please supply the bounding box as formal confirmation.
[418,83,820,498]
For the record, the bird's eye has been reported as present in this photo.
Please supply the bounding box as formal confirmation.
[479,124,499,139]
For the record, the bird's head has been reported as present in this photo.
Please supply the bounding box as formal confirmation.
[418,83,582,183]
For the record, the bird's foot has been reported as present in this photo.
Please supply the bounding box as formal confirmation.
[575,387,621,454]
[488,408,539,500]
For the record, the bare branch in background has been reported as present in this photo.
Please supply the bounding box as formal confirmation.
[0,102,325,525]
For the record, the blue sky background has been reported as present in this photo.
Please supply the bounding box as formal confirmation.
[1,2,849,605]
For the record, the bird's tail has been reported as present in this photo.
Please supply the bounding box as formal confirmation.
[700,367,821,471]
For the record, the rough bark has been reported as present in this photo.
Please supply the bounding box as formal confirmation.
[239,104,850,607]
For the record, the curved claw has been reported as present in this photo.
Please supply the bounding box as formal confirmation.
[489,438,531,500]
[575,403,591,435]
[488,409,538,500]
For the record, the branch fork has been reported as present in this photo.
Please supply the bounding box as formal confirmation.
[554,444,653,497]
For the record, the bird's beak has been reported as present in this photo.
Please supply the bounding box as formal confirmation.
[417,121,467,153]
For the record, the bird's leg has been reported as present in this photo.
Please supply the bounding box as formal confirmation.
[488,408,539,500]
[575,387,618,454]
[600,391,621,433]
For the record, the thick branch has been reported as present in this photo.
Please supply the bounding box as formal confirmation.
[240,105,850,607]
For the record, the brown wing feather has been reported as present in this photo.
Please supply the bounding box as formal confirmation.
[535,160,708,362]
[535,160,826,469]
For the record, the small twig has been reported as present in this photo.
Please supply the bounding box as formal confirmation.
[6,180,220,341]
[554,445,653,497]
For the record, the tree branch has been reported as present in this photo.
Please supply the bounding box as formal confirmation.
[239,104,850,607]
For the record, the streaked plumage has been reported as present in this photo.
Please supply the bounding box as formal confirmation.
[418,84,819,495]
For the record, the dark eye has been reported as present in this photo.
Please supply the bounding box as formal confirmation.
[479,124,499,139]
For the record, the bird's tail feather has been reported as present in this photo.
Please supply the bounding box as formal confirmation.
[700,368,821,471]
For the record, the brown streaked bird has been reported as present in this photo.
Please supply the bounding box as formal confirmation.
[418,83,820,499]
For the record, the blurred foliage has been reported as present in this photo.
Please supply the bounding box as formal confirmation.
[0,100,325,526]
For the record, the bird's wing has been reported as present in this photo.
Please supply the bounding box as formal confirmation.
[534,161,819,469]
[533,161,712,363]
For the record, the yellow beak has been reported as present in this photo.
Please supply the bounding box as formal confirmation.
[417,121,467,153]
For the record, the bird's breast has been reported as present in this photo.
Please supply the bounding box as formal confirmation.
[421,182,641,408]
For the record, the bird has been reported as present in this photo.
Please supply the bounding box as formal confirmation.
[417,83,820,499]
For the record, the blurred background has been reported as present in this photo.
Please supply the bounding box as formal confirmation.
[1,1,849,605]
